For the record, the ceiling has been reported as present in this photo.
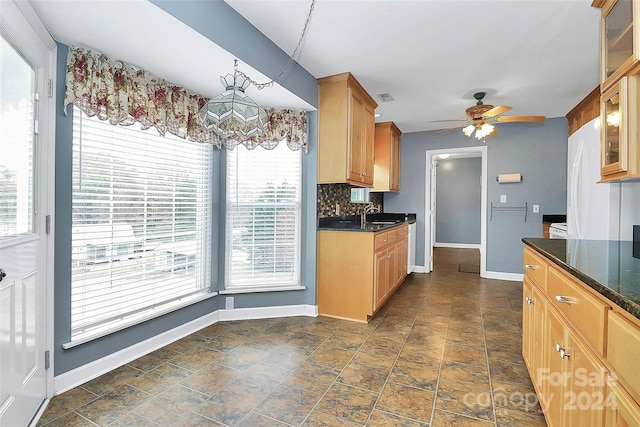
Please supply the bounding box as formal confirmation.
[29,0,601,134]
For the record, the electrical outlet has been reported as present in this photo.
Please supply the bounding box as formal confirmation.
[533,204,540,213]
[225,297,234,310]
[335,203,340,215]
[500,194,507,203]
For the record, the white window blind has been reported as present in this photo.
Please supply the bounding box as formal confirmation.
[71,109,213,343]
[225,144,301,290]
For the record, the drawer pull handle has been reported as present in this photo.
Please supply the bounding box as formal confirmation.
[524,264,540,270]
[387,254,391,259]
[381,239,386,243]
[559,348,571,359]
[525,296,534,305]
[555,343,563,352]
[555,295,574,305]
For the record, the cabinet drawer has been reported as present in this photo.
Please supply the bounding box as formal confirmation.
[547,266,610,355]
[607,311,640,402]
[523,247,548,291]
[375,231,389,250]
[387,228,399,245]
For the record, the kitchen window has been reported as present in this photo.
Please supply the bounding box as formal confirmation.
[69,109,214,345]
[225,144,302,292]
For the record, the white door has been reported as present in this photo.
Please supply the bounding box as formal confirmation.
[0,2,55,425]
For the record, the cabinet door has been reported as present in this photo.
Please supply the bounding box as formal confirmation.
[522,279,534,370]
[531,285,547,391]
[601,77,628,177]
[543,307,570,427]
[565,331,608,427]
[399,236,407,279]
[374,249,389,311]
[348,88,366,184]
[606,377,640,427]
[391,242,401,288]
[390,129,401,191]
[523,279,547,393]
[601,0,638,89]
[362,101,375,186]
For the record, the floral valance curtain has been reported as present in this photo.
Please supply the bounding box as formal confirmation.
[64,46,308,151]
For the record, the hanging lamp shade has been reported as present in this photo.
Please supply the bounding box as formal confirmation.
[199,72,268,140]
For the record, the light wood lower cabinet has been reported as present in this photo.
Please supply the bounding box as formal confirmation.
[318,225,408,322]
[606,377,640,427]
[522,246,640,427]
[523,278,546,394]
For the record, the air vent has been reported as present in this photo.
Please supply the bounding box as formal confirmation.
[377,92,395,102]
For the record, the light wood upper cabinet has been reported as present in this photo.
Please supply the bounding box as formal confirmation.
[593,0,640,182]
[317,72,378,187]
[372,122,402,192]
[600,73,640,181]
[599,0,639,91]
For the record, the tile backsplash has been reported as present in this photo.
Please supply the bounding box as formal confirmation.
[317,183,383,218]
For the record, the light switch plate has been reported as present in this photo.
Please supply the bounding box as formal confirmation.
[225,297,234,310]
[500,194,507,203]
[533,204,539,213]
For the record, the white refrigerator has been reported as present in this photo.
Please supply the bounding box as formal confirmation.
[567,118,621,240]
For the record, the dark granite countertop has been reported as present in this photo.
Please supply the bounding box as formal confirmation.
[542,214,567,224]
[318,213,416,232]
[523,238,640,320]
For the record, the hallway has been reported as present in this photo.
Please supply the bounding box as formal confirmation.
[38,249,545,426]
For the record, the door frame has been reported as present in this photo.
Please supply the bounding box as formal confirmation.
[2,0,57,407]
[424,146,487,276]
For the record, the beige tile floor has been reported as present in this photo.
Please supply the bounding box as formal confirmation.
[37,248,548,426]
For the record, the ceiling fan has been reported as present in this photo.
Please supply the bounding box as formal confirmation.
[432,92,546,140]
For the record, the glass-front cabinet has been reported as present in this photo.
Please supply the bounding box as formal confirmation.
[601,77,627,176]
[600,74,640,181]
[601,0,638,90]
[595,0,640,182]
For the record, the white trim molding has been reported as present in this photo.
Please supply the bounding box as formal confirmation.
[434,242,481,249]
[483,271,524,282]
[218,304,318,321]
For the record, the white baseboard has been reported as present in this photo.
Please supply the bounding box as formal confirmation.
[53,305,317,394]
[410,265,428,273]
[218,304,317,321]
[483,271,524,282]
[434,242,481,249]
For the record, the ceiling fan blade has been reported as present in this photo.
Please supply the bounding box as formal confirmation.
[495,115,546,123]
[430,119,468,122]
[433,124,466,136]
[482,105,512,117]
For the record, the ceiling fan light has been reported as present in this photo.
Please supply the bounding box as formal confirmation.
[482,123,495,133]
[462,124,476,137]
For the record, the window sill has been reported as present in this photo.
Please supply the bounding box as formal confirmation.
[220,285,306,295]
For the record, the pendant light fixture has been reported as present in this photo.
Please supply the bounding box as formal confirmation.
[199,60,268,142]
[200,0,316,142]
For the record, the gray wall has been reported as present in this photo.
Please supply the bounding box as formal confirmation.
[385,118,568,274]
[435,158,481,245]
[53,1,318,375]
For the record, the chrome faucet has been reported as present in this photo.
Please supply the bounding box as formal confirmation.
[361,203,380,225]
